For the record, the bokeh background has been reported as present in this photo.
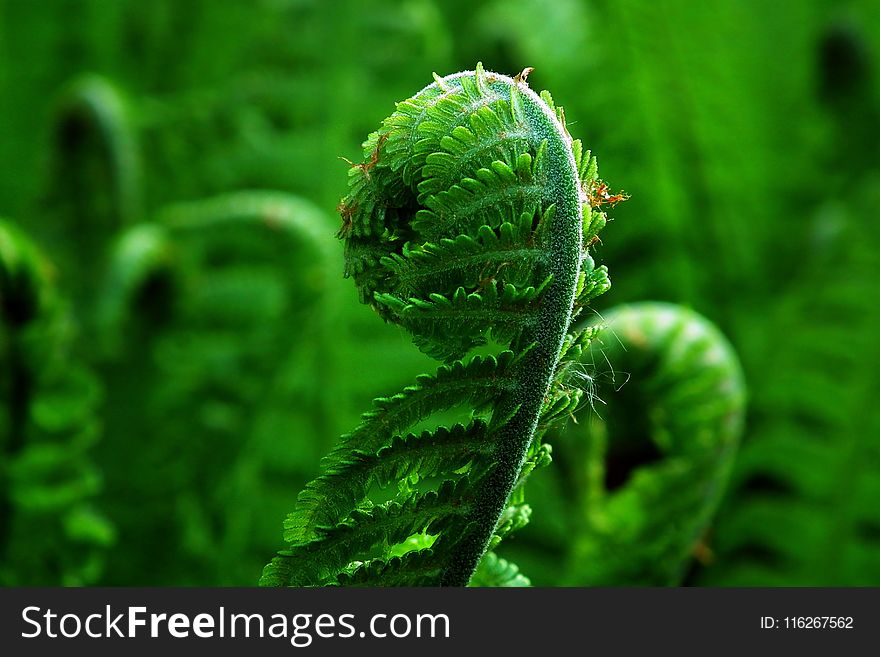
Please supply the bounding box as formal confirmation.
[1,0,878,586]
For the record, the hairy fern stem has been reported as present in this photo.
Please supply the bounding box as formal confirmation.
[431,71,584,586]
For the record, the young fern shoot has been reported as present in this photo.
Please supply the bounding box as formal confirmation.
[559,303,746,585]
[48,74,141,230]
[262,64,612,586]
[94,191,332,585]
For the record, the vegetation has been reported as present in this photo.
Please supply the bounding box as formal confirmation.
[262,64,611,586]
[1,0,878,586]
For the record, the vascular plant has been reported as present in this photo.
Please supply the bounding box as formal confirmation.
[93,191,333,584]
[40,70,344,584]
[261,64,613,586]
[44,75,140,313]
[542,303,746,585]
[48,74,141,232]
[0,220,112,585]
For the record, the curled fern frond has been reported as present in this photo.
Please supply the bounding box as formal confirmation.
[263,64,613,586]
[42,74,141,313]
[98,190,331,348]
[92,191,333,585]
[0,220,113,585]
[46,74,141,240]
[559,302,746,585]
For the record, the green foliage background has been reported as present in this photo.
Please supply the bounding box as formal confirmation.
[1,0,878,586]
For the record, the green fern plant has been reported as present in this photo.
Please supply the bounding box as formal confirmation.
[42,75,141,312]
[0,220,113,585]
[47,74,141,229]
[560,303,745,584]
[261,64,612,587]
[93,191,334,584]
[38,70,345,585]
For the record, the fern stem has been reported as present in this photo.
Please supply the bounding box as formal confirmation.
[435,72,584,585]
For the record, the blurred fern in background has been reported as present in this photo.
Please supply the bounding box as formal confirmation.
[0,221,112,585]
[93,191,336,584]
[0,0,878,585]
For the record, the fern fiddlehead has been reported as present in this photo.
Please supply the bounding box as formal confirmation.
[553,302,746,585]
[93,191,333,584]
[262,64,612,586]
[44,74,141,315]
[98,190,331,344]
[49,74,141,229]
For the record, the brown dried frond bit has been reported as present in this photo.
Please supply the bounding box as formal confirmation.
[588,180,630,208]
[363,133,388,174]
[335,200,356,238]
[514,67,535,85]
